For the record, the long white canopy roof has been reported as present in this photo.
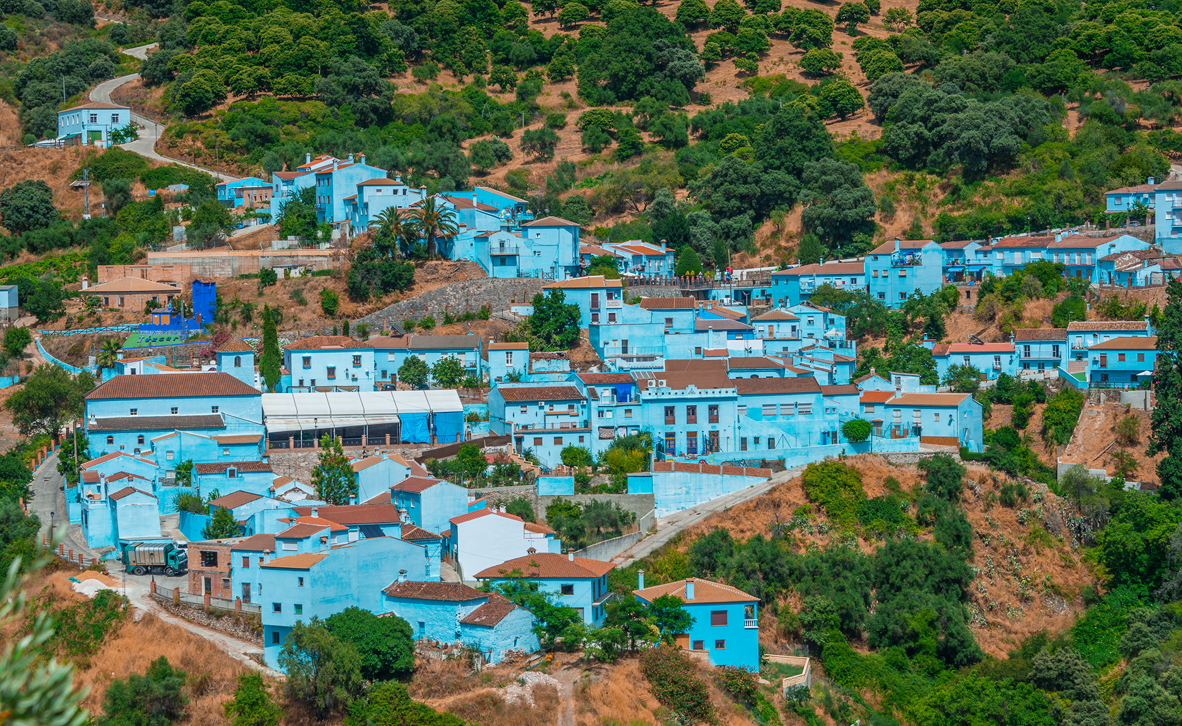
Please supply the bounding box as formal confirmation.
[262,390,461,431]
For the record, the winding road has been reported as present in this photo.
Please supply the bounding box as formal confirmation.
[89,42,236,183]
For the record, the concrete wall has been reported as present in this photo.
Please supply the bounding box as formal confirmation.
[573,530,644,562]
[1121,389,1155,410]
[645,470,768,517]
[145,249,335,279]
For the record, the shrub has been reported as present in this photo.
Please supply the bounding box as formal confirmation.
[801,460,866,530]
[842,418,871,443]
[917,453,966,502]
[1000,482,1029,507]
[639,645,716,725]
[1115,415,1139,447]
[320,288,340,317]
[715,666,758,704]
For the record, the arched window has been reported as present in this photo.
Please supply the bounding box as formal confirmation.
[106,436,114,445]
[234,356,242,368]
[137,435,145,445]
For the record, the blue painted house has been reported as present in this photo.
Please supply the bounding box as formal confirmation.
[230,533,277,605]
[81,485,162,549]
[259,535,430,669]
[390,476,469,539]
[931,343,1017,382]
[1047,233,1149,282]
[541,276,624,328]
[580,372,641,456]
[1153,180,1182,252]
[490,384,590,468]
[487,342,529,384]
[866,239,943,307]
[195,461,275,499]
[638,361,738,459]
[1097,249,1169,287]
[1067,320,1153,361]
[877,392,983,451]
[206,491,286,535]
[382,580,540,664]
[378,334,483,387]
[84,372,264,460]
[343,176,425,233]
[311,154,387,232]
[1106,180,1157,215]
[634,574,760,671]
[1014,328,1067,372]
[217,177,271,209]
[283,336,376,392]
[475,552,615,628]
[602,240,675,276]
[352,453,413,504]
[215,338,257,388]
[56,102,130,145]
[771,261,864,307]
[1087,336,1157,388]
[939,239,987,285]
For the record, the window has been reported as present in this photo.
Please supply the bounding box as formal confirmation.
[272,603,281,613]
[271,631,280,645]
[234,355,242,368]
[171,407,178,415]
[686,405,697,424]
[608,313,617,323]
[625,409,632,418]
[1118,353,1126,362]
[242,557,250,568]
[708,405,718,423]
[687,432,697,455]
[554,437,563,445]
[693,640,704,650]
[352,355,361,366]
[534,437,542,446]
[740,437,747,451]
[298,577,304,586]
[200,551,218,567]
[762,404,776,417]
[737,405,746,417]
[591,313,599,324]
[89,113,97,123]
[560,584,574,596]
[106,436,114,444]
[799,403,812,415]
[711,610,728,626]
[129,408,138,416]
[664,431,676,455]
[872,269,879,278]
[211,406,219,414]
[878,292,886,300]
[665,317,673,328]
[715,640,726,650]
[993,355,1001,369]
[227,468,237,478]
[864,404,875,413]
[1138,353,1145,362]
[302,356,311,368]
[222,448,229,455]
[933,411,940,423]
[1023,345,1031,358]
[137,435,145,445]
[294,604,303,614]
[1053,345,1060,358]
[327,367,336,379]
[112,114,119,124]
[899,292,907,300]
[520,406,528,414]
[665,406,675,425]
[899,269,907,277]
[166,451,174,460]
[695,347,702,355]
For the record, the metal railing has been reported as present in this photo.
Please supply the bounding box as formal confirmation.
[154,584,262,614]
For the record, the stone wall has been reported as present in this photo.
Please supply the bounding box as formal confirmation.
[356,278,546,327]
[469,483,656,526]
[145,249,335,278]
[152,595,263,645]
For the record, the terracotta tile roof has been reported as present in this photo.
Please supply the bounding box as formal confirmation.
[106,472,148,484]
[109,486,154,501]
[383,581,484,600]
[1014,328,1068,341]
[195,461,272,474]
[217,338,255,353]
[639,297,695,309]
[580,243,614,256]
[934,343,1015,354]
[577,372,635,384]
[215,434,262,444]
[282,515,347,532]
[392,477,444,493]
[364,492,391,505]
[753,309,799,321]
[1107,183,1157,194]
[888,393,971,406]
[357,178,406,186]
[822,384,859,396]
[284,335,366,350]
[208,491,263,509]
[854,371,889,385]
[693,319,752,332]
[260,553,328,570]
[81,470,100,483]
[82,277,181,294]
[524,216,579,227]
[634,577,757,604]
[88,414,224,431]
[400,524,442,541]
[497,385,584,402]
[1067,321,1150,332]
[63,101,129,111]
[772,261,864,276]
[351,454,386,472]
[488,342,529,350]
[290,504,400,525]
[86,372,260,400]
[477,186,529,203]
[1087,336,1158,350]
[228,535,274,554]
[371,335,480,350]
[461,601,519,627]
[991,236,1053,249]
[474,552,614,580]
[1048,234,1126,249]
[940,239,978,249]
[860,391,894,403]
[523,521,555,535]
[703,349,728,357]
[543,275,622,289]
[450,508,523,526]
[81,451,156,469]
[277,523,332,539]
[728,357,784,369]
[870,239,934,254]
[733,377,822,395]
[273,170,311,180]
[271,476,294,487]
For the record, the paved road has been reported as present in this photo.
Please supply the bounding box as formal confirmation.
[611,465,806,564]
[89,47,236,183]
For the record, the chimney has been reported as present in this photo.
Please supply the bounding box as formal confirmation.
[395,174,402,183]
[568,551,574,562]
[81,276,88,290]
[638,569,645,589]
[359,153,366,165]
[1149,176,1155,185]
[894,238,900,252]
[333,159,339,171]
[398,568,408,583]
[305,152,311,165]
[311,508,318,518]
[870,366,875,376]
[685,578,695,600]
[348,152,354,163]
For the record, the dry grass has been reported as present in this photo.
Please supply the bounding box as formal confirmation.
[1060,401,1163,488]
[681,454,1097,659]
[574,657,760,726]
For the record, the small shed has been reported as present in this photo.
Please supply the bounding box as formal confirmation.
[0,285,18,321]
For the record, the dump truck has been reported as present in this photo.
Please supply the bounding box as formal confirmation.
[121,541,188,576]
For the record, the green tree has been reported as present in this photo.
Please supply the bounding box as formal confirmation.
[224,672,281,726]
[527,289,581,350]
[799,158,875,253]
[1051,295,1087,328]
[0,180,58,233]
[344,682,466,726]
[842,418,871,443]
[522,127,560,161]
[102,178,134,217]
[202,505,240,539]
[557,1,589,27]
[835,2,870,33]
[942,363,983,393]
[325,607,415,682]
[676,0,711,27]
[454,443,488,481]
[918,453,966,502]
[883,6,912,30]
[97,338,122,370]
[505,496,536,522]
[710,0,747,32]
[57,430,89,488]
[800,48,842,75]
[647,594,694,642]
[431,355,466,387]
[4,364,89,441]
[260,306,281,392]
[3,326,30,358]
[97,657,188,726]
[320,288,340,317]
[279,619,364,719]
[413,197,460,257]
[675,248,703,276]
[0,499,38,576]
[561,445,593,468]
[816,77,866,119]
[1150,278,1182,500]
[398,356,429,388]
[312,435,357,505]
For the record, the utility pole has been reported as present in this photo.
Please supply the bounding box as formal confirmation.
[61,77,66,103]
[520,113,525,164]
[82,168,90,220]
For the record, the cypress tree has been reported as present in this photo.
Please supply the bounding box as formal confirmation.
[1150,277,1182,499]
[260,305,280,392]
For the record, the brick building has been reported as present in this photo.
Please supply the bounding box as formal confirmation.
[82,277,181,311]
[187,537,244,600]
[96,264,192,285]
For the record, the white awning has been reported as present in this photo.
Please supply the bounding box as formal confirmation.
[261,390,462,431]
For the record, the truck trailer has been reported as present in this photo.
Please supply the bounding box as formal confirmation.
[121,541,188,576]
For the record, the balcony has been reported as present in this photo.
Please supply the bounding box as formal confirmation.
[891,252,923,267]
[606,299,622,308]
[745,618,758,629]
[799,280,816,292]
[490,244,521,256]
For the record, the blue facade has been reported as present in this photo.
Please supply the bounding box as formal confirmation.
[195,463,275,499]
[312,156,387,228]
[83,486,162,549]
[391,478,469,538]
[866,239,943,307]
[283,337,376,392]
[491,384,590,468]
[1067,321,1153,361]
[1046,234,1149,282]
[216,340,257,388]
[376,335,483,388]
[57,103,130,145]
[1087,337,1157,387]
[353,454,413,504]
[217,177,270,209]
[475,553,613,627]
[634,575,760,671]
[487,343,529,384]
[876,392,984,451]
[602,240,675,275]
[771,261,864,307]
[932,344,1017,382]
[1015,330,1067,372]
[541,277,624,328]
[344,176,425,233]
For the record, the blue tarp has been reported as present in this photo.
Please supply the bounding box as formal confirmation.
[614,383,633,403]
[966,264,989,272]
[434,411,464,443]
[401,413,431,443]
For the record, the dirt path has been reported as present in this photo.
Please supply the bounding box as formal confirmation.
[553,666,579,726]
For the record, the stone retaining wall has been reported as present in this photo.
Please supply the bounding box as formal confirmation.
[357,278,545,327]
[152,596,263,645]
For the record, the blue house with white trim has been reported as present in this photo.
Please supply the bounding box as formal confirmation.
[771,261,864,307]
[866,239,943,307]
[56,102,130,145]
[877,392,983,451]
[475,552,615,628]
[634,574,760,671]
[931,342,1017,382]
[391,476,469,539]
[1087,336,1158,388]
[490,383,590,468]
[283,335,376,392]
[1067,320,1153,361]
[1014,328,1067,372]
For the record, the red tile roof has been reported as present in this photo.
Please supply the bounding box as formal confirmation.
[392,477,444,493]
[450,508,523,526]
[888,393,971,406]
[1067,321,1150,332]
[1087,336,1158,350]
[208,491,263,509]
[634,577,757,604]
[217,338,255,353]
[474,552,614,580]
[290,504,400,525]
[260,553,327,570]
[933,343,1015,354]
[86,372,260,400]
[383,581,484,600]
[577,372,635,384]
[233,534,277,552]
[639,297,695,309]
[195,461,272,474]
[277,522,332,539]
[400,524,442,541]
[109,486,154,501]
[497,385,583,402]
[870,239,934,254]
[461,601,520,627]
[860,391,895,403]
[282,515,348,532]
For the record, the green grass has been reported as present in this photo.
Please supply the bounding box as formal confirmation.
[761,661,805,681]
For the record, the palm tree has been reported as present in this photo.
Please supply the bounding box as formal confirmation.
[97,339,122,370]
[413,197,459,258]
[368,207,411,258]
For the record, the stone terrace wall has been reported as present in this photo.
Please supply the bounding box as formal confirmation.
[356,278,545,327]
